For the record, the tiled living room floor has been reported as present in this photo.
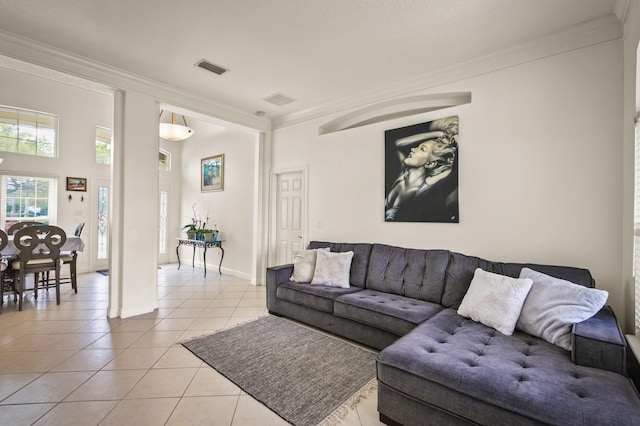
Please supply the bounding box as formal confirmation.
[0,266,382,425]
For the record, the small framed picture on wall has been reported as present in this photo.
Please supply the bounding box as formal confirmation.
[201,154,224,192]
[66,177,87,192]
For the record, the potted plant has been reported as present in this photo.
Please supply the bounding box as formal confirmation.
[183,203,204,240]
[182,222,197,240]
[183,203,216,241]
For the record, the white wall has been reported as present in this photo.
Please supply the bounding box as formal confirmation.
[179,119,257,279]
[0,66,112,273]
[272,41,626,318]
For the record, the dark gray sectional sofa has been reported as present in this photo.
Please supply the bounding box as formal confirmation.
[266,241,640,425]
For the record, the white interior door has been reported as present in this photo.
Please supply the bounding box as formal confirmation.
[276,171,305,265]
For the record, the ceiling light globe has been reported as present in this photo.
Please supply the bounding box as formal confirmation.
[159,123,194,141]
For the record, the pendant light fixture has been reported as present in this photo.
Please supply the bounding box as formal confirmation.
[159,110,194,141]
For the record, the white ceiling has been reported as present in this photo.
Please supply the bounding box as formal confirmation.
[0,0,621,122]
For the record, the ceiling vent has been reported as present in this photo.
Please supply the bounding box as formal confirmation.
[264,92,296,107]
[195,60,228,76]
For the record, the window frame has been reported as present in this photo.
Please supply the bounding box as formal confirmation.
[0,105,58,158]
[159,148,171,172]
[95,125,112,165]
[0,174,58,229]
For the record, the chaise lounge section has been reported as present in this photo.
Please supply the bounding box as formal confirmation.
[266,241,640,425]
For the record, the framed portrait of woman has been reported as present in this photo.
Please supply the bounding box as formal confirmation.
[201,154,224,192]
[384,116,459,223]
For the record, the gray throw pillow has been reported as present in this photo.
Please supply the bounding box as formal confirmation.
[516,267,608,351]
[457,268,533,336]
[311,250,354,288]
[290,248,330,283]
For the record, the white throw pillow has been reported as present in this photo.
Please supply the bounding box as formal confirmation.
[311,250,354,288]
[516,267,608,351]
[290,248,330,283]
[457,268,533,336]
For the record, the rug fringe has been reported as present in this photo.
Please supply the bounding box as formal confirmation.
[317,377,378,426]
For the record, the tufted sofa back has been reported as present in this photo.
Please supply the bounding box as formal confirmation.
[366,244,449,303]
[308,241,596,308]
[441,252,596,309]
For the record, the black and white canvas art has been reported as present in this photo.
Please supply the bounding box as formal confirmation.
[384,115,459,223]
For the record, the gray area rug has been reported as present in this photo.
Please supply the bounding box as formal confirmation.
[182,315,378,425]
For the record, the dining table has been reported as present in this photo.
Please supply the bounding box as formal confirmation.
[0,235,85,256]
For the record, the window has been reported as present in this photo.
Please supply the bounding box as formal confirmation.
[97,186,108,260]
[159,149,171,171]
[159,190,168,254]
[0,106,57,157]
[1,175,58,229]
[96,126,112,165]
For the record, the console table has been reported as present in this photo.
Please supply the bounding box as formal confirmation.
[176,238,224,276]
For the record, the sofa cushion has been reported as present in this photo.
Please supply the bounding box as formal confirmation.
[377,308,640,425]
[334,290,444,336]
[276,281,362,313]
[441,251,595,309]
[366,244,449,303]
[308,241,372,288]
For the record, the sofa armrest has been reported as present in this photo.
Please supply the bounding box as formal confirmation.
[572,306,626,374]
[266,264,294,311]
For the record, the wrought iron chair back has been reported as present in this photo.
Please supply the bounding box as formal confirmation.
[0,229,8,253]
[14,225,66,262]
[60,222,85,293]
[7,221,45,235]
[13,225,66,310]
[73,222,85,237]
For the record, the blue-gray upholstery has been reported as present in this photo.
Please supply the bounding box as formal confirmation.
[572,306,627,374]
[335,290,444,335]
[266,241,640,425]
[377,308,640,425]
[276,281,361,313]
[442,251,595,309]
[366,244,449,303]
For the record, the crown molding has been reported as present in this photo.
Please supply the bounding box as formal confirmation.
[273,14,623,130]
[0,29,271,133]
[615,0,634,35]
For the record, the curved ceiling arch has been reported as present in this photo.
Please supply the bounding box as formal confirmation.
[318,92,472,135]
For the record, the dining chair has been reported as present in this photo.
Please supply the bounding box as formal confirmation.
[58,222,84,293]
[0,229,8,314]
[6,221,45,235]
[12,225,66,311]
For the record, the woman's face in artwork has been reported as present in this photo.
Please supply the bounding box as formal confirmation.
[404,140,436,168]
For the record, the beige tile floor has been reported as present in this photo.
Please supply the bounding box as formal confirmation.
[0,265,382,426]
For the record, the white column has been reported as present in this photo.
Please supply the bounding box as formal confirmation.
[108,89,159,318]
